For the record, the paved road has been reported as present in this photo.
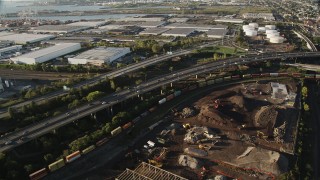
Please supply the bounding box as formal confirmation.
[0,40,224,117]
[0,51,320,153]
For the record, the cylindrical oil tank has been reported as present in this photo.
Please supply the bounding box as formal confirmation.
[265,29,278,34]
[249,23,259,28]
[258,27,266,32]
[266,33,280,38]
[265,25,276,30]
[269,37,284,43]
[245,30,258,37]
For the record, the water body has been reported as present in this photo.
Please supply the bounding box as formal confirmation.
[0,1,105,14]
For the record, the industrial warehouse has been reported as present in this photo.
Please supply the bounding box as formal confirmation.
[68,47,131,65]
[30,25,91,34]
[11,43,81,64]
[0,33,55,44]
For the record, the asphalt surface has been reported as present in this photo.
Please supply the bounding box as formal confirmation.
[0,51,320,153]
[0,40,224,118]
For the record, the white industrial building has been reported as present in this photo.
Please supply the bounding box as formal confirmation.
[117,17,164,22]
[11,43,81,64]
[165,23,227,32]
[68,47,131,66]
[0,33,55,44]
[0,45,22,57]
[214,18,244,24]
[66,21,108,27]
[139,28,170,35]
[168,18,190,23]
[30,25,90,34]
[161,28,195,37]
[206,29,228,38]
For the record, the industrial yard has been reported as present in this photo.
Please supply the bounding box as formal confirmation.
[107,80,299,179]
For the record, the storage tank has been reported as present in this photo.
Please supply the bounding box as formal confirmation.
[245,30,258,37]
[265,25,276,30]
[265,29,278,34]
[269,37,285,43]
[249,23,259,29]
[258,27,266,32]
[266,32,280,39]
[243,25,254,31]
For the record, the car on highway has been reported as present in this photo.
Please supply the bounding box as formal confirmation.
[102,101,107,105]
[5,141,12,145]
[66,112,71,116]
[22,131,28,135]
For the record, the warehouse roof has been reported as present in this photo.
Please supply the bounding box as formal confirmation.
[139,21,166,27]
[71,47,130,60]
[0,33,55,44]
[13,43,80,59]
[206,29,228,36]
[215,18,244,23]
[139,28,170,35]
[0,32,15,37]
[30,25,90,33]
[162,28,195,35]
[165,23,227,30]
[168,18,190,22]
[66,21,108,27]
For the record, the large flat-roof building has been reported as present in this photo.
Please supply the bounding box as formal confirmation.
[139,28,170,35]
[68,47,131,66]
[161,28,195,37]
[215,18,244,24]
[30,25,90,34]
[66,21,108,27]
[116,17,165,22]
[164,23,227,32]
[11,43,81,64]
[0,45,22,57]
[206,29,228,38]
[139,21,166,28]
[243,13,275,21]
[0,33,55,44]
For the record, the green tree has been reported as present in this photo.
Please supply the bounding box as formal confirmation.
[303,103,310,111]
[213,53,219,60]
[135,79,143,85]
[8,107,15,119]
[151,44,162,53]
[302,86,308,97]
[103,123,113,134]
[110,79,116,90]
[86,91,104,102]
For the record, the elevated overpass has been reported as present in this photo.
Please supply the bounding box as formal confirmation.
[1,51,320,153]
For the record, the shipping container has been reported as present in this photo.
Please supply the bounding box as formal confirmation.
[260,73,270,77]
[231,75,240,79]
[188,85,197,91]
[251,74,260,78]
[29,168,48,180]
[278,73,289,77]
[96,137,109,146]
[166,94,175,101]
[48,159,65,172]
[242,74,251,79]
[215,78,223,83]
[198,81,206,87]
[82,145,95,154]
[132,116,142,124]
[174,90,181,97]
[207,79,215,85]
[149,106,157,112]
[66,151,81,163]
[305,74,315,79]
[269,73,279,77]
[122,122,132,130]
[111,126,122,136]
[140,111,149,117]
[291,73,302,78]
[158,98,167,104]
[223,76,231,81]
[148,121,162,131]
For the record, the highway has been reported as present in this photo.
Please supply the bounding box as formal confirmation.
[1,51,320,152]
[293,30,318,52]
[0,40,224,117]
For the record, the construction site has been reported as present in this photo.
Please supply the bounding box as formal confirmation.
[107,79,299,179]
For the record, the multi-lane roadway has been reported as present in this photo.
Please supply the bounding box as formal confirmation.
[1,51,320,153]
[0,40,225,117]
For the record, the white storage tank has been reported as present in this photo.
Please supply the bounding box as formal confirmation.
[265,29,278,34]
[265,25,276,30]
[258,27,266,32]
[245,30,258,37]
[270,37,285,43]
[249,23,259,29]
[242,25,254,31]
[266,32,280,38]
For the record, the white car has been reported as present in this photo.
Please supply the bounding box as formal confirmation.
[101,101,106,105]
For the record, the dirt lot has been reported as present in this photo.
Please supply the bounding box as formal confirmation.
[103,80,299,179]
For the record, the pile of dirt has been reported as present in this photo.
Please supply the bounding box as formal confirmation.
[227,95,246,110]
[234,147,288,175]
[181,107,197,118]
[254,106,278,128]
